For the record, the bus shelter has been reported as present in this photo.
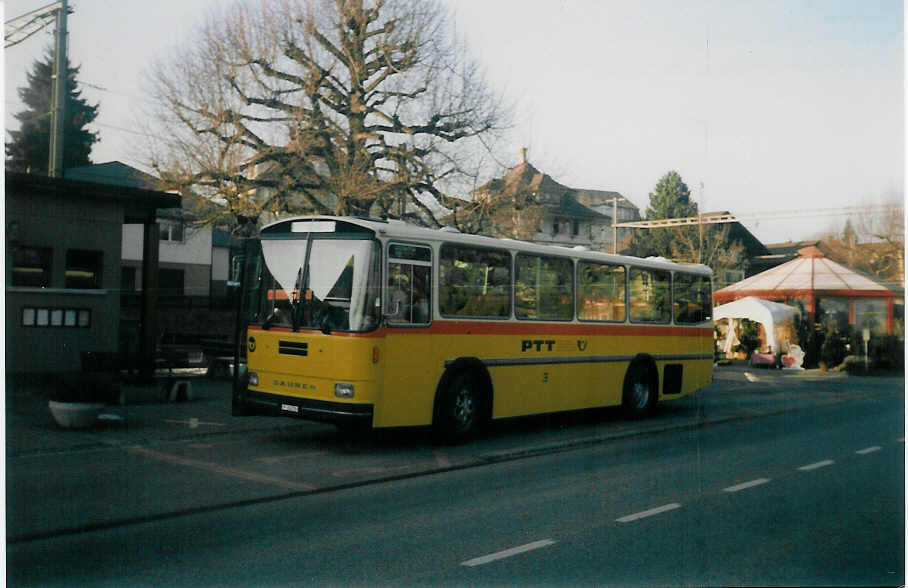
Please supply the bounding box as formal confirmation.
[714,246,896,335]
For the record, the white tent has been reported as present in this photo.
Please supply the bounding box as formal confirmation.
[713,296,800,355]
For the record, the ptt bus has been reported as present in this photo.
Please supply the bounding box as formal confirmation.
[232,216,713,442]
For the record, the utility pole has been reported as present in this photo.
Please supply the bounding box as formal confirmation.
[48,0,68,178]
[698,181,704,264]
[607,197,619,254]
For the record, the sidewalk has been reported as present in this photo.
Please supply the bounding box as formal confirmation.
[5,374,320,458]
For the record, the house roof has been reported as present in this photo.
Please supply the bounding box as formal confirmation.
[65,161,162,190]
[574,189,638,211]
[474,161,620,220]
[697,211,770,257]
[6,171,180,221]
[474,161,570,199]
[715,245,894,302]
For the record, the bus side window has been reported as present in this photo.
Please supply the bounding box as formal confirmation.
[673,273,712,323]
[387,244,432,325]
[439,245,511,318]
[629,267,671,323]
[515,253,573,321]
[578,261,626,322]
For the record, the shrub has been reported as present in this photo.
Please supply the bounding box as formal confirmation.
[820,324,850,369]
[870,335,905,371]
[735,319,761,358]
[840,355,868,375]
[47,372,121,404]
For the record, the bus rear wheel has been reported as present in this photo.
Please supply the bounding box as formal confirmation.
[434,370,481,444]
[622,362,655,418]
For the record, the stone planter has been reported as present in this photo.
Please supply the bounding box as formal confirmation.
[48,401,105,429]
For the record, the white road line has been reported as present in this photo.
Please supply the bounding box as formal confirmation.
[856,446,882,455]
[615,503,682,523]
[723,478,771,493]
[798,460,835,471]
[461,539,556,567]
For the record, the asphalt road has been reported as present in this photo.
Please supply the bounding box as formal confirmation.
[7,376,903,586]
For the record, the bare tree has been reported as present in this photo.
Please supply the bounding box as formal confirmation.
[820,198,904,287]
[144,0,508,235]
[669,223,747,285]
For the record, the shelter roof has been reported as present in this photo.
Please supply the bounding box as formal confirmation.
[715,246,894,301]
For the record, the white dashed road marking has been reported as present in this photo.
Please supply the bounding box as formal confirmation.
[461,539,556,567]
[723,478,771,493]
[798,460,835,471]
[616,503,682,523]
[856,446,882,455]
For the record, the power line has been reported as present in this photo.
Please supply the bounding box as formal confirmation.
[4,1,63,49]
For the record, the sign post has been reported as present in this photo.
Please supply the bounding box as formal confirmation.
[862,328,871,372]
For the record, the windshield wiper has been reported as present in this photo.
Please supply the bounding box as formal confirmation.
[292,232,315,332]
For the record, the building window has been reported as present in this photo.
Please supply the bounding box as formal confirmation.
[121,266,137,292]
[65,250,103,289]
[159,220,184,242]
[21,307,91,328]
[572,220,580,237]
[854,298,888,335]
[159,268,185,296]
[11,246,52,287]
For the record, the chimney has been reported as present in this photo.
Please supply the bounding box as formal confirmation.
[519,147,527,164]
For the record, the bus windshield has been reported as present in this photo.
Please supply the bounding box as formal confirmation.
[245,238,381,333]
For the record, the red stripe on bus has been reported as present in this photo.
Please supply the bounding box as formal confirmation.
[247,321,711,339]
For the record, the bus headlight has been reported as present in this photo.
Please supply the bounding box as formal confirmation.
[334,382,355,398]
[248,372,259,387]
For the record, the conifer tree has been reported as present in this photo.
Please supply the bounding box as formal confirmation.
[6,49,99,174]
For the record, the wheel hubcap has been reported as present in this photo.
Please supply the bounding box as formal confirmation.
[454,388,474,426]
[632,381,649,409]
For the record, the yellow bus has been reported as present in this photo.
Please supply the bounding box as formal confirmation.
[232,216,713,442]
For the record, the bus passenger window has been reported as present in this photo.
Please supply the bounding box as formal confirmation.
[673,273,712,323]
[515,254,573,321]
[629,267,671,323]
[578,262,626,322]
[439,246,511,318]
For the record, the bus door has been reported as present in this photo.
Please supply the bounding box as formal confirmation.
[378,243,435,426]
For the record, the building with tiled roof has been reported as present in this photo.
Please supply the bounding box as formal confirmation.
[471,149,641,251]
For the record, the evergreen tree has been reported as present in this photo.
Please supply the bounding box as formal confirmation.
[629,170,699,258]
[6,48,99,174]
[628,170,746,283]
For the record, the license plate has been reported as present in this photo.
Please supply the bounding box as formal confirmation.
[281,403,299,413]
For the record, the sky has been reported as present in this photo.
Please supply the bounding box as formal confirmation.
[3,0,904,244]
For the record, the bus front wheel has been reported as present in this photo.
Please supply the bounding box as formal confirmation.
[622,361,655,418]
[434,370,482,444]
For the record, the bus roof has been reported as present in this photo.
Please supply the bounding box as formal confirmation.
[260,215,712,277]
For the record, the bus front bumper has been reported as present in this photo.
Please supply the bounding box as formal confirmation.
[242,389,374,425]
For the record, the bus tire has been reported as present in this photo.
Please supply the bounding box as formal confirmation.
[622,360,656,418]
[433,369,483,444]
